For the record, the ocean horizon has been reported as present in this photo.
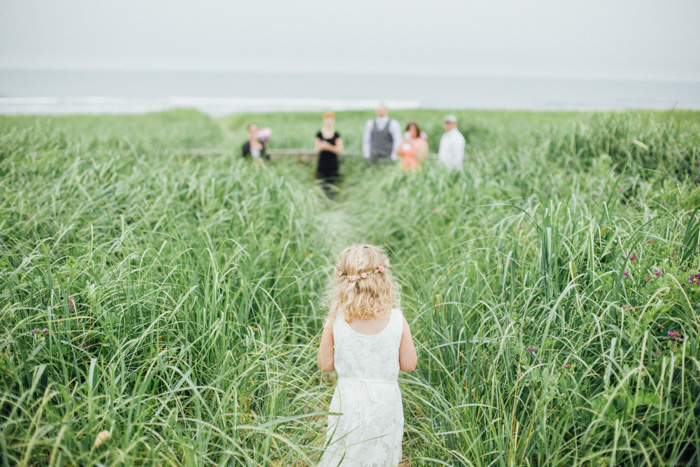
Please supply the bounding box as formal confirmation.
[1,69,699,117]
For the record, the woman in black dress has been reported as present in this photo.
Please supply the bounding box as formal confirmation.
[315,112,343,195]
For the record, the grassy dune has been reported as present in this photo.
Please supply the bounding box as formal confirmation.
[0,108,699,466]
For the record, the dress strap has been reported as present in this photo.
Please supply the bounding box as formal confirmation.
[392,309,404,340]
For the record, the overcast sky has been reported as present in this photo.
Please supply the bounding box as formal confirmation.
[1,0,699,80]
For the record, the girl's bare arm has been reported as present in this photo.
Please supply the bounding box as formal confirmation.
[317,324,335,372]
[399,316,417,372]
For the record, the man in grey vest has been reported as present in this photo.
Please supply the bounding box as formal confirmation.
[362,104,402,163]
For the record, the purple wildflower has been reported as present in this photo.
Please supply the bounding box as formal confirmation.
[69,305,75,311]
[668,330,684,342]
[629,253,637,261]
[526,346,537,356]
[654,270,661,276]
[563,364,571,369]
[42,328,49,333]
[82,343,88,349]
[32,328,38,333]
[653,350,659,356]
[517,224,524,230]
[43,297,49,302]
[623,270,629,277]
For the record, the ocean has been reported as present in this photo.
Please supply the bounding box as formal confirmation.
[1,69,699,116]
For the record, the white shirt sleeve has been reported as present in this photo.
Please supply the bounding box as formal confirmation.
[456,133,466,167]
[362,120,373,159]
[389,119,402,161]
[438,130,466,170]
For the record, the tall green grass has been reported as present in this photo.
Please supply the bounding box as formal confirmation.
[339,163,699,465]
[542,113,700,183]
[1,109,699,466]
[1,111,342,465]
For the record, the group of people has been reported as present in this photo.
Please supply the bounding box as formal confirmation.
[242,103,466,191]
[359,103,465,173]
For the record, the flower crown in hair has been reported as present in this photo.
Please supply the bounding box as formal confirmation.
[337,265,386,282]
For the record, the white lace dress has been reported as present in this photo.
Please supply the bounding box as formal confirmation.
[319,309,405,467]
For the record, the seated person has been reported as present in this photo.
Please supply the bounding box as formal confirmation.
[241,123,270,162]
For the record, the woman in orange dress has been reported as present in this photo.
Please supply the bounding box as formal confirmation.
[397,122,428,171]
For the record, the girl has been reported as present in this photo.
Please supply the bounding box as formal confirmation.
[317,244,417,466]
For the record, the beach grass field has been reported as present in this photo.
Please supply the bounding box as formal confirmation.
[1,108,699,466]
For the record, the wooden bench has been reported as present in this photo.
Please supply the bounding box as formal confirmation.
[267,149,363,163]
[181,148,437,161]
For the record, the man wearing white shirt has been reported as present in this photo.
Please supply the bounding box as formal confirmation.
[362,104,402,163]
[437,114,466,171]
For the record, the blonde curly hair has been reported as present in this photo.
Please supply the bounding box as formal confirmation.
[327,244,396,325]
